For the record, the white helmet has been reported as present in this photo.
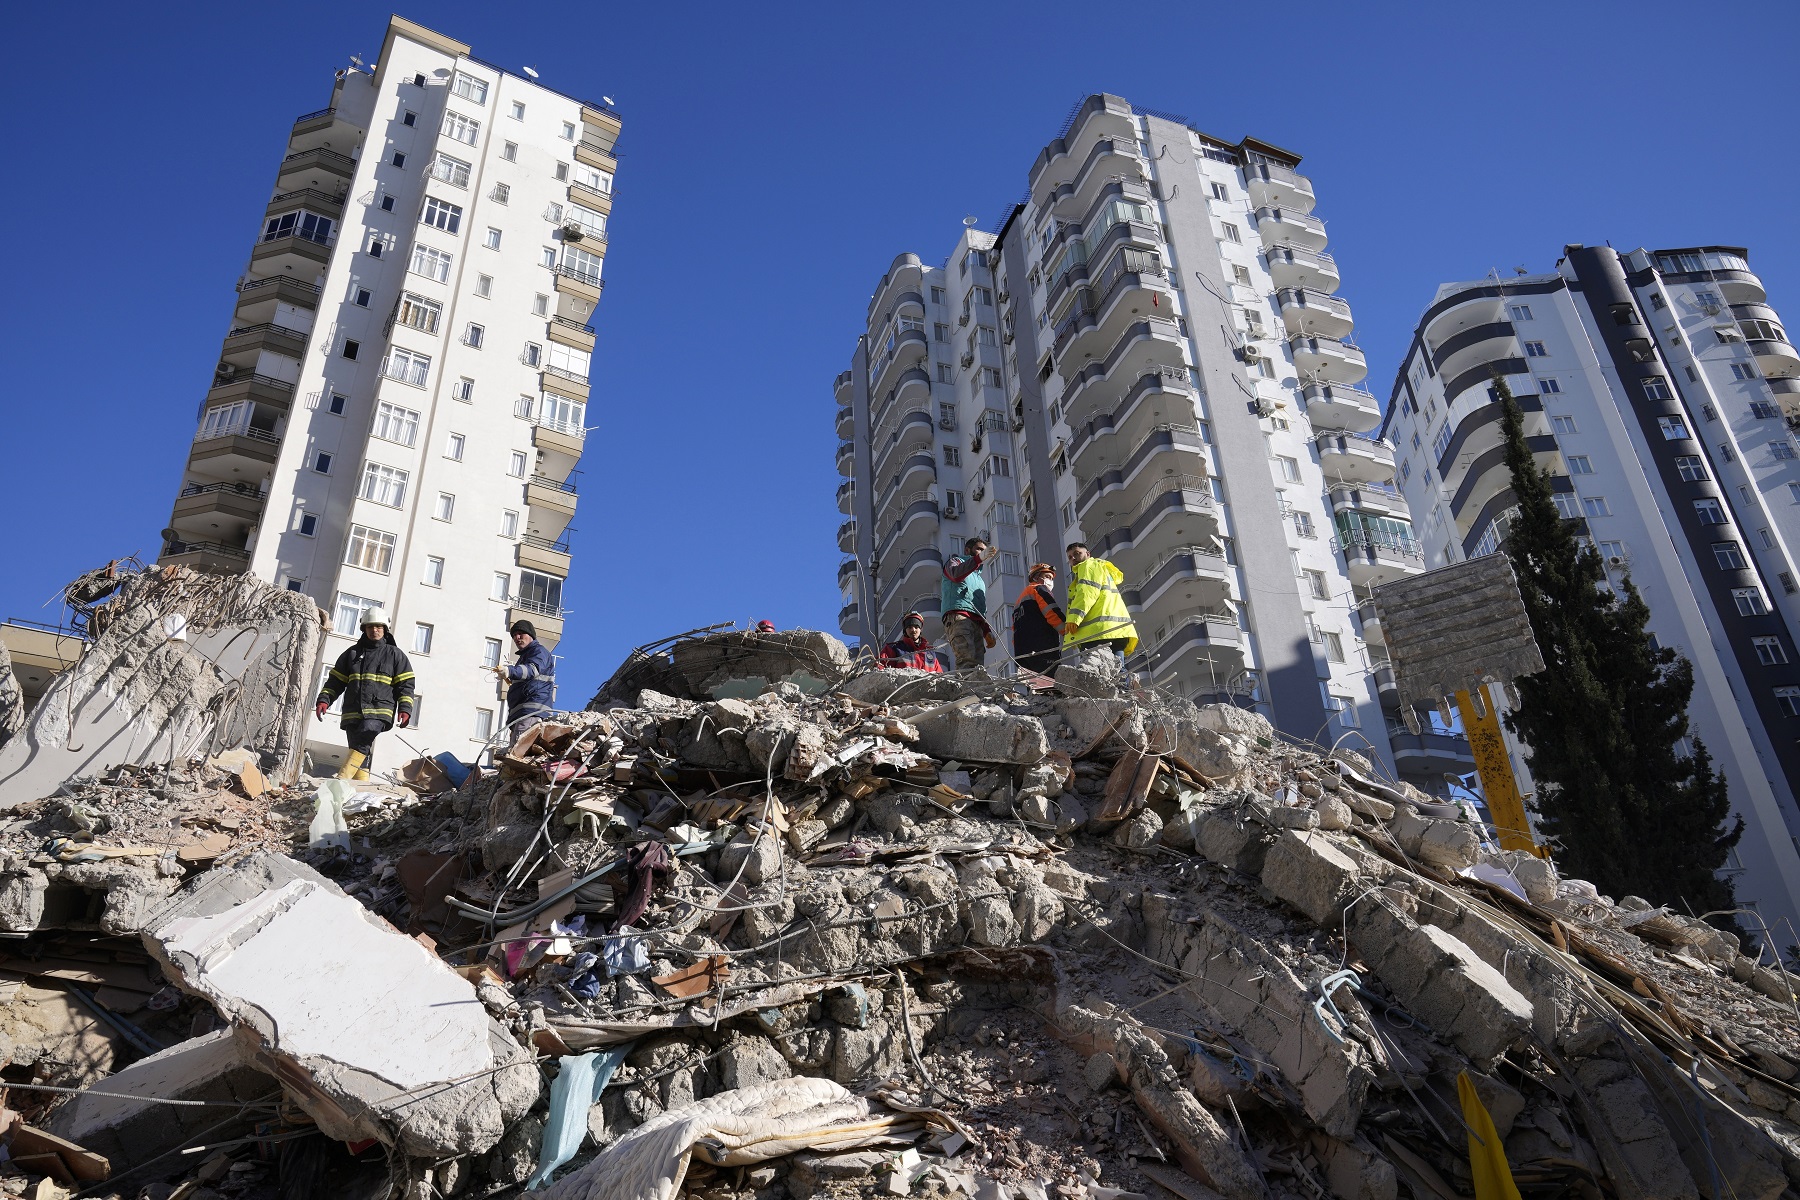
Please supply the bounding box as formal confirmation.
[360,606,390,629]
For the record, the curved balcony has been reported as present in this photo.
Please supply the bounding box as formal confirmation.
[189,423,282,478]
[1420,290,1514,353]
[1127,545,1234,634]
[1389,729,1477,778]
[1749,338,1800,380]
[1335,533,1423,589]
[158,539,251,576]
[1255,207,1326,253]
[835,370,854,404]
[1070,368,1200,482]
[880,545,946,610]
[206,372,296,414]
[837,519,858,554]
[1328,482,1409,521]
[886,451,938,504]
[170,481,268,537]
[277,146,355,187]
[838,601,859,638]
[1655,260,1764,306]
[1354,596,1384,647]
[221,322,309,367]
[1302,383,1381,434]
[836,405,854,439]
[1244,162,1315,213]
[1315,432,1395,485]
[836,441,855,478]
[870,327,929,398]
[878,493,940,563]
[1028,94,1137,199]
[1266,244,1339,294]
[867,254,924,326]
[1046,138,1145,221]
[836,480,857,516]
[1045,217,1161,318]
[1090,479,1222,579]
[1077,425,1212,523]
[873,408,935,480]
[1435,390,1547,490]
[1374,663,1399,708]
[873,366,933,443]
[1051,257,1173,370]
[837,557,860,591]
[235,275,323,320]
[1432,321,1517,381]
[1290,335,1367,385]
[1277,288,1353,339]
[1059,318,1188,432]
[1448,438,1559,540]
[1139,614,1246,689]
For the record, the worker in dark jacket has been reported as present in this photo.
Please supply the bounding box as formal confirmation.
[491,619,556,734]
[878,612,945,672]
[1011,563,1065,674]
[315,607,415,780]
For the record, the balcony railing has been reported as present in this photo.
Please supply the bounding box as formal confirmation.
[280,147,355,173]
[238,275,322,298]
[543,364,589,385]
[293,106,336,124]
[530,473,578,495]
[521,533,573,554]
[194,422,280,445]
[381,358,431,386]
[563,219,607,243]
[556,264,604,289]
[178,481,268,500]
[211,372,295,395]
[1334,532,1423,560]
[162,539,250,561]
[534,412,587,439]
[512,596,565,618]
[577,139,619,160]
[551,315,597,337]
[227,322,310,343]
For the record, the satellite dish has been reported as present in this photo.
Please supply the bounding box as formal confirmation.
[962,215,978,227]
[522,66,540,79]
[602,95,615,105]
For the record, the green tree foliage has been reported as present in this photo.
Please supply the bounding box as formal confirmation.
[1493,376,1742,928]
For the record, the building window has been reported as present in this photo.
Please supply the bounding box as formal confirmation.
[390,151,406,168]
[937,363,954,383]
[1567,455,1594,474]
[942,445,961,466]
[563,246,603,284]
[1675,455,1708,481]
[518,570,563,612]
[473,708,495,742]
[312,451,333,474]
[359,462,409,508]
[521,341,543,368]
[452,377,474,402]
[353,287,372,308]
[933,322,950,343]
[1209,181,1229,201]
[446,432,466,461]
[1432,425,1453,459]
[344,525,396,574]
[533,294,550,316]
[297,513,318,537]
[327,393,348,415]
[1523,341,1548,357]
[332,591,385,637]
[1582,496,1610,517]
[341,338,360,361]
[1232,264,1252,287]
[1657,416,1689,440]
[463,323,485,348]
[1277,455,1301,482]
[429,153,471,188]
[384,347,432,386]
[1774,441,1798,461]
[1538,377,1561,394]
[373,401,421,446]
[1642,376,1672,400]
[411,244,453,282]
[1754,636,1787,665]
[482,639,503,668]
[1302,569,1329,601]
[509,451,528,477]
[1323,632,1345,663]
[475,274,493,298]
[572,163,611,193]
[1731,362,1760,382]
[980,366,1002,388]
[423,556,445,586]
[1694,497,1727,525]
[413,623,434,655]
[1776,688,1800,717]
[500,509,519,538]
[514,395,535,420]
[484,227,502,250]
[1509,304,1534,321]
[422,198,464,237]
[434,493,456,521]
[495,139,516,164]
[441,109,481,145]
[554,162,569,181]
[1714,542,1747,569]
[1220,222,1241,244]
[1735,587,1769,616]
[452,72,488,104]
[367,237,385,259]
[397,293,441,334]
[491,572,511,601]
[1552,415,1578,434]
[1784,572,1800,594]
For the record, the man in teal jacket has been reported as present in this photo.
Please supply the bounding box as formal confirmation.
[939,537,994,672]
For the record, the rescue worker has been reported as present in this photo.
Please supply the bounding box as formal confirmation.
[490,619,556,734]
[878,612,945,671]
[939,537,995,672]
[1062,543,1139,673]
[315,607,415,780]
[1011,563,1065,674]
[755,619,777,632]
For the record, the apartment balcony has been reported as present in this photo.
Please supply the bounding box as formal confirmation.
[235,275,323,321]
[276,146,355,188]
[837,480,857,515]
[1129,545,1235,638]
[540,363,590,401]
[871,327,929,398]
[189,422,281,480]
[1277,288,1353,339]
[1029,95,1137,200]
[548,315,597,354]
[836,442,855,478]
[1389,729,1477,778]
[873,409,934,480]
[158,538,251,576]
[1266,244,1340,294]
[880,545,945,611]
[170,479,267,534]
[511,533,572,577]
[221,323,309,366]
[835,405,854,439]
[532,418,586,479]
[888,451,938,505]
[574,138,618,173]
[837,519,858,554]
[1290,335,1367,385]
[1336,532,1423,589]
[878,494,940,564]
[1354,596,1384,646]
[1076,425,1212,528]
[1046,137,1145,219]
[525,473,578,540]
[1050,258,1173,369]
[1091,479,1221,575]
[1139,613,1246,689]
[1255,207,1327,253]
[1059,318,1188,432]
[1749,337,1800,380]
[206,372,297,413]
[1302,383,1381,434]
[838,601,859,638]
[837,558,860,591]
[508,602,563,650]
[1373,662,1399,708]
[290,106,343,143]
[873,367,932,443]
[554,265,604,306]
[835,370,854,404]
[1069,368,1199,481]
[1316,432,1395,485]
[1328,482,1410,521]
[1244,162,1315,213]
[567,181,613,215]
[866,254,924,328]
[1431,321,1518,381]
[250,225,335,270]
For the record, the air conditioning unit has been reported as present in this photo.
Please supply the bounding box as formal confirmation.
[958,312,970,326]
[972,483,986,501]
[215,362,237,382]
[561,221,584,241]
[961,352,975,368]
[1022,511,1036,527]
[1241,344,1264,364]
[1608,555,1626,568]
[943,504,960,519]
[970,432,984,454]
[997,289,1010,303]
[1011,417,1025,433]
[1002,327,1015,344]
[1250,397,1275,417]
[938,415,956,430]
[1699,300,1722,316]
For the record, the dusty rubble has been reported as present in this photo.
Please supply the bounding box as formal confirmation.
[0,620,1795,1200]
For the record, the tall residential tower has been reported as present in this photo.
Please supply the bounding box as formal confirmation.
[835,94,1469,794]
[158,17,618,760]
[1383,245,1800,938]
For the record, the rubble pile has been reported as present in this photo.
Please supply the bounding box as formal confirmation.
[0,621,1795,1200]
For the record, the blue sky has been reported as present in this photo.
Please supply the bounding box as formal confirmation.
[3,0,1797,706]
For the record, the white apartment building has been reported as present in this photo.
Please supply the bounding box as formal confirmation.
[835,94,1470,793]
[1383,244,1800,939]
[158,16,619,762]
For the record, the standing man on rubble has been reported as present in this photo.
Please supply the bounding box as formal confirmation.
[1011,563,1065,675]
[939,537,995,672]
[315,607,415,780]
[1062,543,1138,673]
[878,611,945,671]
[490,619,556,735]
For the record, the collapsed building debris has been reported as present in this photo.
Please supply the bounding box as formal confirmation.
[0,612,1793,1200]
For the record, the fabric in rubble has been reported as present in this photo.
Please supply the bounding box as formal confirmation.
[610,841,673,932]
[525,1045,632,1190]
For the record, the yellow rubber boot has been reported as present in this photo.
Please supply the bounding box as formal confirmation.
[336,750,366,780]
[354,768,370,781]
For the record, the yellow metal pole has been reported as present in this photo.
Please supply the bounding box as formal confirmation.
[1452,685,1544,857]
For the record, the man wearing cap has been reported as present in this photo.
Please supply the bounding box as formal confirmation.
[877,612,945,672]
[315,607,415,780]
[490,620,556,734]
[1011,563,1065,675]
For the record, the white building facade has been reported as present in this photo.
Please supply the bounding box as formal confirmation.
[1383,244,1800,939]
[159,17,619,760]
[836,94,1469,793]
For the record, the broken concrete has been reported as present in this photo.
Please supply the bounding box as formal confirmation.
[912,703,1049,765]
[669,628,853,699]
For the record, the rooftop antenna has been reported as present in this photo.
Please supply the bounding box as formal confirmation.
[522,66,540,79]
[602,96,615,105]
[962,215,978,228]
[349,55,364,69]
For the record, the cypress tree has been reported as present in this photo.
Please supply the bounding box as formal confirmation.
[1492,376,1743,927]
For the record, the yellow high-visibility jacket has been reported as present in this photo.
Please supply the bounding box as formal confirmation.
[1062,557,1139,655]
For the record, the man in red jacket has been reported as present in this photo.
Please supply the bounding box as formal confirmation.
[878,612,944,672]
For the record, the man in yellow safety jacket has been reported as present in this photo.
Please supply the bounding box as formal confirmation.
[1061,542,1139,673]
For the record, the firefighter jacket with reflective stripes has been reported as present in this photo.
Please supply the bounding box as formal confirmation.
[318,637,416,729]
[1062,557,1139,655]
[504,638,557,725]
[1011,583,1065,660]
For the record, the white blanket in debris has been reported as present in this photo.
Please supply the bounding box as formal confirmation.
[536,1077,918,1200]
